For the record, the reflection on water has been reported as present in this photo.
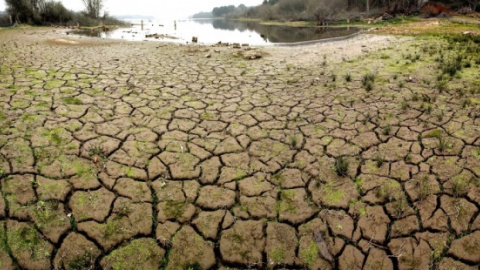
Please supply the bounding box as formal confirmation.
[69,19,358,45]
[209,20,358,43]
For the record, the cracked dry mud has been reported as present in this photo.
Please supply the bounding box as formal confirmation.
[0,27,480,269]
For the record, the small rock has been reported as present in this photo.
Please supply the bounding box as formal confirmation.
[205,53,211,58]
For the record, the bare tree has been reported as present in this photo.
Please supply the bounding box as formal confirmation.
[347,0,354,10]
[81,0,104,19]
[307,0,347,25]
[467,0,479,11]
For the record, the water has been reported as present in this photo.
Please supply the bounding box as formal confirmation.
[69,19,359,46]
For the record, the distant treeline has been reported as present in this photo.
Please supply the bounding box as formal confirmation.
[192,4,248,18]
[195,0,478,23]
[0,0,125,27]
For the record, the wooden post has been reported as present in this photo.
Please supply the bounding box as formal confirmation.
[141,20,144,30]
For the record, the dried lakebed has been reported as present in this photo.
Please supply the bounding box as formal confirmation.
[0,27,480,269]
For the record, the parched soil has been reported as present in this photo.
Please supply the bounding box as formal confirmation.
[0,26,480,269]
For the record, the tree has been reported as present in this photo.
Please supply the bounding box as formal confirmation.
[264,0,279,5]
[42,1,73,23]
[467,0,479,11]
[81,0,104,19]
[308,0,347,25]
[5,0,45,24]
[347,0,355,10]
[212,5,236,17]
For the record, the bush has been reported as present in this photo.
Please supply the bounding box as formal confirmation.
[102,15,126,26]
[442,57,462,76]
[65,13,126,27]
[42,1,74,24]
[362,73,376,91]
[67,13,99,27]
[420,2,452,17]
[0,13,11,27]
[334,156,349,177]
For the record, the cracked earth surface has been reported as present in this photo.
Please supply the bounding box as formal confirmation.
[0,27,480,269]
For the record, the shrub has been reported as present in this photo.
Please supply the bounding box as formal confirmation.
[362,73,375,91]
[374,153,385,168]
[382,125,392,135]
[42,1,74,24]
[0,13,11,26]
[420,2,452,17]
[436,80,448,92]
[442,59,462,76]
[334,156,349,177]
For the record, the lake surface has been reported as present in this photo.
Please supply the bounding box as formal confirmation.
[70,19,359,45]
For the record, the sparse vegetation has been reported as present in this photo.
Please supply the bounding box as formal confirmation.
[334,156,349,177]
[374,153,385,167]
[289,135,298,149]
[362,73,375,92]
[68,250,96,270]
[437,136,449,152]
[416,176,431,200]
[62,97,83,105]
[300,241,318,268]
[382,125,392,136]
[451,176,470,197]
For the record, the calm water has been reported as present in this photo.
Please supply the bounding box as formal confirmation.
[70,19,359,45]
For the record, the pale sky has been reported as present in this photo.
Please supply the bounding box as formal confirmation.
[0,0,263,19]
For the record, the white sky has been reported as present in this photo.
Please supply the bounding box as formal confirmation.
[0,0,263,19]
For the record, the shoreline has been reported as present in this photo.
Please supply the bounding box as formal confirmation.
[13,27,401,66]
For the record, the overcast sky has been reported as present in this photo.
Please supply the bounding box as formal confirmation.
[0,0,263,18]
